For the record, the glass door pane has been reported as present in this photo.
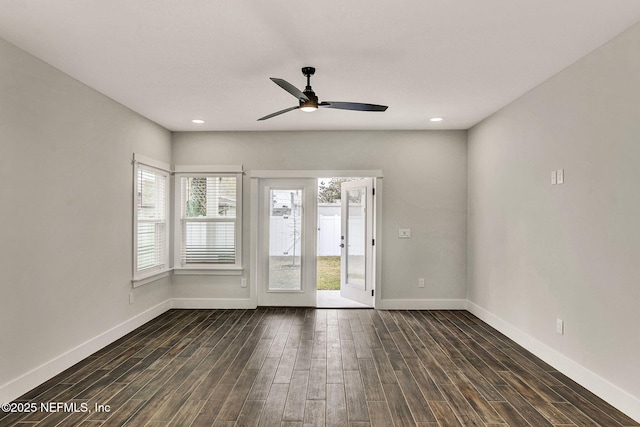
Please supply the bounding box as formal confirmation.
[268,189,303,291]
[346,187,366,290]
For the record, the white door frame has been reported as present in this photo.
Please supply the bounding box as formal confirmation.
[250,170,383,308]
[256,178,317,306]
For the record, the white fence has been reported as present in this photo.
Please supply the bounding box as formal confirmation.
[269,204,363,257]
[318,215,341,256]
[269,215,303,256]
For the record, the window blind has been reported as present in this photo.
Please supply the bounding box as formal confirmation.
[136,166,168,273]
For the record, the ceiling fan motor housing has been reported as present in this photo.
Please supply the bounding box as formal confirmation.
[300,90,318,110]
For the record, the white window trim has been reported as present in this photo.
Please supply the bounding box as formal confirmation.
[132,271,171,288]
[174,166,243,273]
[134,153,172,173]
[132,154,172,286]
[173,268,243,276]
[249,169,383,178]
[175,164,243,174]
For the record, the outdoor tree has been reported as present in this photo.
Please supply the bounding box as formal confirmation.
[318,178,359,203]
[186,177,207,216]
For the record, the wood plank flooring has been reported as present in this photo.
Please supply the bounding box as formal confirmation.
[2,309,638,426]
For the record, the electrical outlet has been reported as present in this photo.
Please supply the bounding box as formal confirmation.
[240,278,247,288]
[551,170,557,185]
[129,292,134,305]
[556,318,564,335]
[418,278,425,288]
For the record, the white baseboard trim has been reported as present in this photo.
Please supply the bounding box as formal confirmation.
[466,301,640,423]
[376,298,467,310]
[0,299,172,404]
[171,298,257,309]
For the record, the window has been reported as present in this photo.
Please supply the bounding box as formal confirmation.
[133,155,170,282]
[175,168,242,271]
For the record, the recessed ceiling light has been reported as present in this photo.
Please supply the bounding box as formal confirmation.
[430,117,444,122]
[191,119,205,124]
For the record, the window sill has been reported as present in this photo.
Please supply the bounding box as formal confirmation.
[132,270,171,288]
[173,267,243,276]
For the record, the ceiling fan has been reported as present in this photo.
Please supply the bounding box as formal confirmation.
[258,67,388,121]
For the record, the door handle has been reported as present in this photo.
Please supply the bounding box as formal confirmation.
[339,243,345,248]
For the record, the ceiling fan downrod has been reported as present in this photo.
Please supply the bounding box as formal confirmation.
[301,66,315,91]
[300,67,318,111]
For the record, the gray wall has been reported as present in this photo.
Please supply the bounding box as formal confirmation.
[0,38,172,398]
[172,131,468,305]
[468,23,640,404]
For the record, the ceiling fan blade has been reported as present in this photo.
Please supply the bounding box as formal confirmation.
[270,78,309,102]
[257,106,300,121]
[319,101,388,112]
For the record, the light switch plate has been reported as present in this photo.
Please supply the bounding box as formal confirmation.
[551,170,557,185]
[399,229,411,239]
[557,169,564,184]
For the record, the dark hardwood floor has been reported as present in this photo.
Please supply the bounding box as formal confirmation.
[2,309,638,426]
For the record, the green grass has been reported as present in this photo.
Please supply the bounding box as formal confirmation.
[317,256,341,290]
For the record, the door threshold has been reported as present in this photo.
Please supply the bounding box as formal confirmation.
[316,290,371,308]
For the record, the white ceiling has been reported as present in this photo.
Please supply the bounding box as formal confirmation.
[2,1,640,131]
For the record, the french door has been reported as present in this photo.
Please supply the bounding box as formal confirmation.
[257,178,317,306]
[340,178,375,306]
